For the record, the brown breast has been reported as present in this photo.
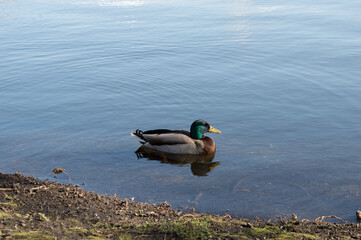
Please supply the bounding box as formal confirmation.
[201,136,216,155]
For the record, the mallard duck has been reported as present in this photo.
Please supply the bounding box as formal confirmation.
[131,120,221,155]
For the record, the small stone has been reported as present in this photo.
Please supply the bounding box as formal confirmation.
[241,222,252,228]
[149,211,158,217]
[356,211,361,222]
[291,214,298,221]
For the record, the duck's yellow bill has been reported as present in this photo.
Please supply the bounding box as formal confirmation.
[208,126,221,134]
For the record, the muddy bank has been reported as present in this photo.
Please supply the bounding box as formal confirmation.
[0,172,360,239]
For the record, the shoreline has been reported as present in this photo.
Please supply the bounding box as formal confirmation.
[0,172,359,239]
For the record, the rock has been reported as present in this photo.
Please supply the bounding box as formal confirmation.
[356,211,361,222]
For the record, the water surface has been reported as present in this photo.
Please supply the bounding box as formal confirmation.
[1,0,361,221]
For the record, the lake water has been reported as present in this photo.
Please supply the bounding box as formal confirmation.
[1,0,361,221]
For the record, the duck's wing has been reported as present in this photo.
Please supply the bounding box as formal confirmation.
[143,129,190,136]
[131,129,191,145]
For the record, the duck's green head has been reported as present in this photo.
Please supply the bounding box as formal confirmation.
[190,119,221,139]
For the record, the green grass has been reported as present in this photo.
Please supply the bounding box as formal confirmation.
[66,226,89,235]
[0,202,18,207]
[0,211,11,218]
[12,231,57,240]
[138,216,213,240]
[276,232,316,240]
[245,225,281,238]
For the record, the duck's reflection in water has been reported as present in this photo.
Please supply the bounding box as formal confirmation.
[135,146,220,176]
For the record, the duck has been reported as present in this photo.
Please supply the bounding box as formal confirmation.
[131,120,221,155]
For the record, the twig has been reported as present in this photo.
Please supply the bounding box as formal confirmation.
[180,213,197,220]
[63,171,71,183]
[194,192,203,202]
[29,185,48,194]
[314,215,345,223]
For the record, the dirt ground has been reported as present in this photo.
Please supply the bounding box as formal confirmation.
[1,172,361,239]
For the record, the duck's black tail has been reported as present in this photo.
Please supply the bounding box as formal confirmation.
[130,129,147,144]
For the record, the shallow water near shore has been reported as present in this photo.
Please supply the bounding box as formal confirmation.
[1,0,361,221]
